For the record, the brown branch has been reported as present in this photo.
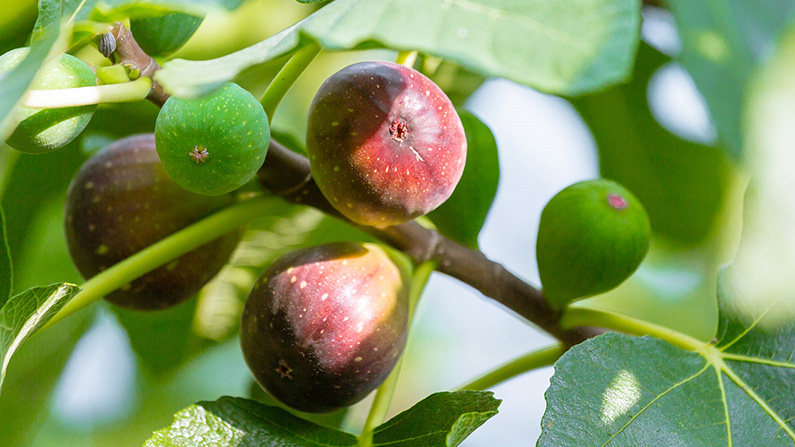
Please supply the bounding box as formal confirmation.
[258,142,604,346]
[110,22,603,347]
[110,23,169,107]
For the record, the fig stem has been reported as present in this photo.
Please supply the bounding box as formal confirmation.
[454,343,565,392]
[394,50,418,68]
[358,260,436,447]
[21,76,152,108]
[39,195,278,332]
[560,304,706,351]
[260,42,321,121]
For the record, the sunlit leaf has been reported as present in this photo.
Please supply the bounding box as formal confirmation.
[540,302,795,446]
[145,392,499,446]
[157,0,640,97]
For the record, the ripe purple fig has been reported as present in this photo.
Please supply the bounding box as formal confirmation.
[64,134,241,310]
[306,61,467,227]
[240,242,409,413]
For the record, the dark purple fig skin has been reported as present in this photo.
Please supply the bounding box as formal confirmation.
[240,242,409,413]
[306,61,467,227]
[64,134,240,310]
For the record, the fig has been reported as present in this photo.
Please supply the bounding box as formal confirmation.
[240,242,409,413]
[536,179,651,308]
[306,61,466,227]
[1,48,97,153]
[155,82,270,196]
[64,134,241,310]
[130,12,204,57]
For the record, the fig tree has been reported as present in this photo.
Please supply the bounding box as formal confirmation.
[306,61,467,227]
[536,179,651,308]
[64,134,241,310]
[155,82,270,196]
[240,242,409,413]
[1,48,97,153]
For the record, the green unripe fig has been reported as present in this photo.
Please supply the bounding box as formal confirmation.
[155,82,270,196]
[306,61,467,227]
[536,179,651,308]
[1,48,97,153]
[240,242,409,413]
[64,134,241,310]
[130,13,204,57]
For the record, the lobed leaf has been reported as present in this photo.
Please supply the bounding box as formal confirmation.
[540,301,795,446]
[157,0,640,98]
[428,111,499,249]
[145,392,499,447]
[0,283,80,391]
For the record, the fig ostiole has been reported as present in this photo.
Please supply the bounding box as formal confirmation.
[155,82,270,196]
[240,242,410,413]
[1,47,97,153]
[306,61,467,227]
[536,179,651,309]
[64,134,241,310]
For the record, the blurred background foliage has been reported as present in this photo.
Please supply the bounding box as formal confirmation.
[1,0,788,445]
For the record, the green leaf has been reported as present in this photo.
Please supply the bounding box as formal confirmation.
[32,0,244,40]
[540,279,795,446]
[145,392,499,447]
[667,0,795,160]
[0,283,80,390]
[571,42,732,245]
[0,206,10,307]
[144,396,359,447]
[157,0,640,98]
[372,391,500,446]
[428,111,499,249]
[539,334,720,446]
